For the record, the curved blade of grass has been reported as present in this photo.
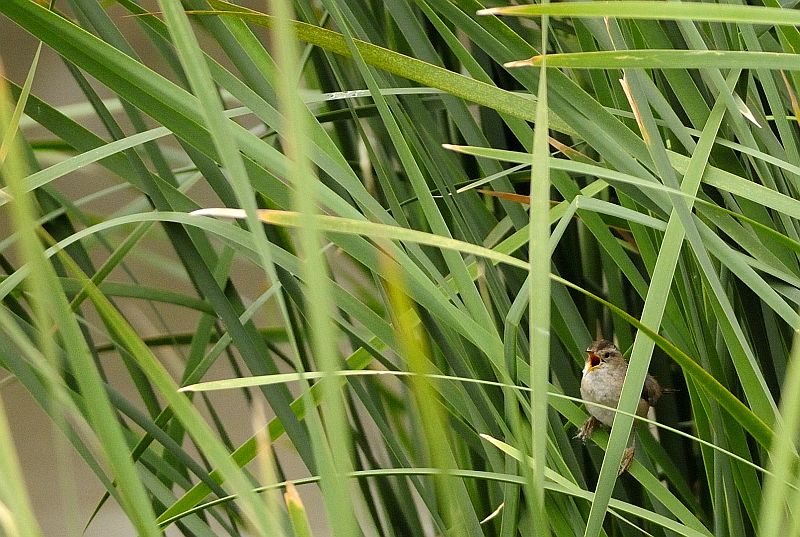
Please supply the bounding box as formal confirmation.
[479,2,800,27]
[508,50,800,71]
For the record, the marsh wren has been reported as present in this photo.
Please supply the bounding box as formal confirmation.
[576,339,664,475]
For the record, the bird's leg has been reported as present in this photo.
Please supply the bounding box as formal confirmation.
[575,416,599,443]
[618,437,637,476]
[619,447,635,475]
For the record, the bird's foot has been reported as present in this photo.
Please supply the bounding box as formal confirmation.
[575,416,599,443]
[618,446,635,476]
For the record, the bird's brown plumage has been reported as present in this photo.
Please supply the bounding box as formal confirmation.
[577,338,666,475]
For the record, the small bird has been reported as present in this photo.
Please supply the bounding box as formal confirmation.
[576,339,664,475]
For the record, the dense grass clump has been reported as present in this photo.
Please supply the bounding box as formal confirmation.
[1,1,800,536]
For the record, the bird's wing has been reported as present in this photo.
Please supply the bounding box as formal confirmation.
[642,374,663,406]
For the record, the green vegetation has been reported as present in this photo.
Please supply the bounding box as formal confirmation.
[1,1,799,535]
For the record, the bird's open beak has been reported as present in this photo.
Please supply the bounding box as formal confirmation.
[584,353,601,374]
